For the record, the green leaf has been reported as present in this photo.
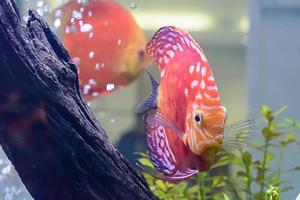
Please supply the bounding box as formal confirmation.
[261,105,273,122]
[261,105,271,117]
[265,185,280,200]
[237,171,247,177]
[292,166,300,171]
[273,106,287,116]
[212,176,226,188]
[155,180,168,191]
[211,154,236,169]
[223,193,231,200]
[186,185,199,195]
[266,151,274,165]
[167,182,187,197]
[263,127,280,140]
[138,157,154,168]
[283,118,295,125]
[281,186,293,192]
[242,151,252,167]
[285,132,296,144]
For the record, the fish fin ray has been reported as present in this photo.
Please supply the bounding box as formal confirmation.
[135,70,159,114]
[137,161,198,182]
[146,124,177,175]
[145,109,183,138]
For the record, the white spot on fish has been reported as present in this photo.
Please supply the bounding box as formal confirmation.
[192,103,198,110]
[83,84,91,95]
[189,65,194,74]
[80,23,93,32]
[157,48,163,55]
[195,93,202,100]
[72,57,80,65]
[207,85,218,91]
[208,75,215,81]
[184,88,188,96]
[164,56,169,64]
[89,51,95,58]
[95,63,104,70]
[196,62,201,72]
[184,37,191,47]
[92,92,99,97]
[201,66,207,77]
[200,80,206,89]
[172,45,178,51]
[88,11,93,17]
[177,43,183,52]
[160,139,165,148]
[164,44,172,48]
[117,39,122,45]
[204,93,211,99]
[191,80,199,88]
[166,50,174,58]
[161,69,165,77]
[88,79,97,86]
[72,10,82,20]
[106,83,115,91]
[158,57,163,63]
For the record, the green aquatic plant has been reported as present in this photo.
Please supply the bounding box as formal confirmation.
[265,185,280,200]
[138,105,300,200]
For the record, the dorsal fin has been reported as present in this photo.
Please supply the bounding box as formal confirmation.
[135,70,159,114]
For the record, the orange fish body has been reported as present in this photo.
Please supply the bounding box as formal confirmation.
[137,26,227,181]
[55,0,149,99]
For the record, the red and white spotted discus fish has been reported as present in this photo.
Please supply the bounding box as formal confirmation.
[136,26,251,182]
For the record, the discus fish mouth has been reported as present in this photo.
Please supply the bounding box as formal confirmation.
[188,132,224,157]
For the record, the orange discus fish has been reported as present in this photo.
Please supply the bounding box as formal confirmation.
[136,26,228,181]
[54,0,150,99]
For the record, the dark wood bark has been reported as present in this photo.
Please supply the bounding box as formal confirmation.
[0,0,156,199]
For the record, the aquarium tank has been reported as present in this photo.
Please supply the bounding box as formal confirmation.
[0,0,299,199]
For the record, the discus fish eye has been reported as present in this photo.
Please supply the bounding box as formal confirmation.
[194,113,203,125]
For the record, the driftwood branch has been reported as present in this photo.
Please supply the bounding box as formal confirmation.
[0,0,156,199]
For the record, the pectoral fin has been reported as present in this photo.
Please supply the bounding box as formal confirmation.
[145,109,183,138]
[135,70,159,114]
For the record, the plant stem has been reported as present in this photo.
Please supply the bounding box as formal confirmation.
[200,174,206,200]
[197,174,201,200]
[197,173,207,200]
[245,165,252,200]
[276,145,284,181]
[260,139,270,198]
